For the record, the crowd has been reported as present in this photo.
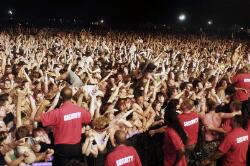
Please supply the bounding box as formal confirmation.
[0,27,250,166]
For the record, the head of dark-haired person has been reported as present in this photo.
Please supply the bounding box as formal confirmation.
[164,110,188,145]
[225,84,236,97]
[231,115,244,129]
[15,126,30,140]
[164,99,179,112]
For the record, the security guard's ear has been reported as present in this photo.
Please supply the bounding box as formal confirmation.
[114,138,118,146]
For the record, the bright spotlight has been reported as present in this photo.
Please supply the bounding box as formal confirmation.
[8,10,13,15]
[100,19,104,24]
[208,20,212,25]
[178,14,186,21]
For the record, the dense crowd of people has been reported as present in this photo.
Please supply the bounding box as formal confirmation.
[0,27,250,166]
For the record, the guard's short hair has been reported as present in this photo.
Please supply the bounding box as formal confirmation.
[233,115,244,127]
[61,87,72,101]
[114,130,127,145]
[181,99,194,110]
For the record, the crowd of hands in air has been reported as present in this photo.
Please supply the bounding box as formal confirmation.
[0,27,249,165]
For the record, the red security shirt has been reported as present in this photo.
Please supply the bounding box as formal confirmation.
[231,73,250,101]
[178,111,199,145]
[41,101,91,144]
[218,127,249,166]
[105,145,142,166]
[163,127,187,166]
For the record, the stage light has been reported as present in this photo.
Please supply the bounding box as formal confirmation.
[178,14,186,21]
[208,20,212,25]
[100,19,104,24]
[8,10,13,15]
[240,27,244,30]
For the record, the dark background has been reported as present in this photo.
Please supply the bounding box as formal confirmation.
[0,0,249,28]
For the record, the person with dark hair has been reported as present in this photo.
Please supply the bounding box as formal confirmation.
[148,99,180,137]
[15,126,30,140]
[202,115,249,166]
[225,84,236,97]
[164,110,188,166]
[34,87,91,166]
[105,130,142,166]
[32,127,52,152]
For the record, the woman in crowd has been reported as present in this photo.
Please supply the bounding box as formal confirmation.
[163,110,188,166]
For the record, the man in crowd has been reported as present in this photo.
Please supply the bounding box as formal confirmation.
[230,64,250,102]
[105,130,142,166]
[203,115,249,166]
[34,87,91,166]
[178,99,199,156]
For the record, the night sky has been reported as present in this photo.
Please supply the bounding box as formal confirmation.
[0,0,249,27]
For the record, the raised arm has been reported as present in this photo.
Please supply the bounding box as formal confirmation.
[107,82,123,103]
[89,95,96,119]
[44,72,49,93]
[117,119,133,128]
[144,106,156,130]
[172,91,185,99]
[0,54,7,78]
[23,68,32,83]
[143,78,150,96]
[34,100,51,122]
[47,91,61,112]
[16,91,25,128]
[93,98,102,120]
[149,83,159,104]
[77,93,84,106]
[29,94,37,121]
[100,70,115,83]
[219,111,241,119]
[86,71,97,84]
